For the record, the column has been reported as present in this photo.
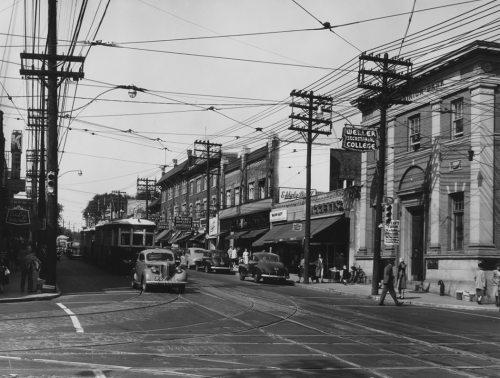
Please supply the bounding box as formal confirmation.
[429,100,442,252]
[468,83,496,250]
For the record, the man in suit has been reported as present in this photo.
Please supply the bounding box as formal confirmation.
[378,259,403,306]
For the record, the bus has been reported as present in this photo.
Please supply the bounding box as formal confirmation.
[91,219,156,272]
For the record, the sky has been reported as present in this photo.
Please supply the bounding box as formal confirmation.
[0,0,497,231]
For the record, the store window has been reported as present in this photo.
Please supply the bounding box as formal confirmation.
[452,99,464,137]
[451,192,464,250]
[248,182,254,200]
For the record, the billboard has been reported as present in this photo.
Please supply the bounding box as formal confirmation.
[342,126,378,152]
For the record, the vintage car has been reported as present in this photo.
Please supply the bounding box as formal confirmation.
[239,252,289,284]
[185,247,207,270]
[130,249,187,293]
[170,248,185,266]
[66,242,83,259]
[195,250,231,273]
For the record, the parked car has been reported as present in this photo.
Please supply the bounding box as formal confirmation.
[195,250,231,273]
[170,248,185,266]
[185,248,206,270]
[66,242,83,259]
[238,252,289,284]
[130,249,187,293]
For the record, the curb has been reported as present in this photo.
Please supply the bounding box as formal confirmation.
[295,283,500,311]
[0,292,61,304]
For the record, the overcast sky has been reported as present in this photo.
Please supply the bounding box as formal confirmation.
[0,0,496,231]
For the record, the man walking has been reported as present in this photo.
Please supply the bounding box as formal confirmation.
[378,259,403,306]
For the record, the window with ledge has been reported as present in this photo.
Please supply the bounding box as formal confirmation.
[235,187,240,205]
[452,99,463,138]
[174,206,179,217]
[189,203,193,216]
[196,178,201,193]
[196,202,201,218]
[189,181,194,195]
[182,203,186,215]
[203,175,207,191]
[409,115,421,150]
[248,182,254,200]
[337,179,353,189]
[181,181,187,195]
[451,192,464,250]
[212,174,217,188]
[258,179,266,199]
[226,189,231,207]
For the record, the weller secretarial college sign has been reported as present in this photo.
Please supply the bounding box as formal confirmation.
[342,126,378,152]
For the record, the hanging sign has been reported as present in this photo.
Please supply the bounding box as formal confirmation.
[6,209,30,225]
[384,220,400,245]
[174,216,192,231]
[342,126,378,151]
[292,223,302,231]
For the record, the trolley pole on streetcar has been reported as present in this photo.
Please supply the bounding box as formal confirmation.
[355,52,412,295]
[112,191,127,219]
[289,90,333,285]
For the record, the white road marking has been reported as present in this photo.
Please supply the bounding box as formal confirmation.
[56,303,84,333]
[93,370,106,378]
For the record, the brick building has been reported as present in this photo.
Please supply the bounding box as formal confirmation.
[329,149,361,190]
[357,41,500,300]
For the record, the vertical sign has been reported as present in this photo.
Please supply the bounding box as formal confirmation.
[11,130,22,179]
[384,220,400,245]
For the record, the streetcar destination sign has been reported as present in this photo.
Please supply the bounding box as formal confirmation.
[342,126,378,151]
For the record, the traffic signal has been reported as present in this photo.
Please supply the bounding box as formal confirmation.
[385,204,392,225]
[47,171,56,194]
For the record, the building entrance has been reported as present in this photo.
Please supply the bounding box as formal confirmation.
[409,207,424,281]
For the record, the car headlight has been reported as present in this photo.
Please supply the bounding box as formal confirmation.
[175,267,184,274]
[149,266,160,274]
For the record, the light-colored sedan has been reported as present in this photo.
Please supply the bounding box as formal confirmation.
[185,247,207,270]
[130,249,187,293]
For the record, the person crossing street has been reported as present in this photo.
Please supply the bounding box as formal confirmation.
[378,259,403,306]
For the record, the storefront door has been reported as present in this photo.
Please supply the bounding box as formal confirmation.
[410,208,424,281]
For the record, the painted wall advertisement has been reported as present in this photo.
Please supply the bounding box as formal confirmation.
[384,220,400,245]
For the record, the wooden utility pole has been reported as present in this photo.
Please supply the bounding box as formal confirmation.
[289,90,333,284]
[194,140,222,248]
[137,178,156,219]
[356,53,412,295]
[112,191,127,219]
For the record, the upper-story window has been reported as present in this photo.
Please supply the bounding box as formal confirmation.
[452,99,464,138]
[248,182,254,201]
[182,203,187,215]
[337,179,353,189]
[212,173,217,188]
[258,179,266,200]
[189,181,194,195]
[226,189,231,207]
[211,195,216,207]
[195,201,201,219]
[451,192,464,250]
[234,187,240,205]
[174,206,179,216]
[181,181,187,195]
[173,184,178,198]
[203,175,207,191]
[189,203,193,216]
[196,178,201,193]
[409,115,421,150]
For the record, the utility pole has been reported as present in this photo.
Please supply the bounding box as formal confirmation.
[289,90,333,284]
[0,111,4,242]
[194,140,222,248]
[137,178,156,219]
[112,190,127,219]
[19,0,85,287]
[356,52,412,295]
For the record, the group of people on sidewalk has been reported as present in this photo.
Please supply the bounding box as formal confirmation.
[0,238,44,295]
[378,258,407,306]
[296,254,326,283]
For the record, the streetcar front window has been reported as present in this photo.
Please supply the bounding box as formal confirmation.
[120,228,131,246]
[132,233,144,246]
[145,233,153,246]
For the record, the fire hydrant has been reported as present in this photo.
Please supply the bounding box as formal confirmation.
[438,280,445,296]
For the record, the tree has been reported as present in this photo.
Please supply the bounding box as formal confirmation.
[82,193,133,220]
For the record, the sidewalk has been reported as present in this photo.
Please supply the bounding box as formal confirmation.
[288,273,500,311]
[0,268,61,303]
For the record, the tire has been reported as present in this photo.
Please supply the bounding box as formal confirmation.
[130,270,138,289]
[204,264,210,273]
[253,272,261,283]
[239,272,245,281]
[141,276,149,292]
[177,285,185,294]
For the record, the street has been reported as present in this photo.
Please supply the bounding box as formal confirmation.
[0,257,498,377]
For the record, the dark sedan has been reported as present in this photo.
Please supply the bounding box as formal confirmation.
[238,252,289,284]
[195,250,231,273]
[66,242,83,259]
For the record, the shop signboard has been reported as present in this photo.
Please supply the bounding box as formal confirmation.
[6,179,26,192]
[279,187,317,203]
[270,209,287,222]
[384,220,400,245]
[342,126,378,152]
[174,216,192,231]
[6,209,30,225]
[9,198,32,210]
[11,130,23,180]
[292,223,302,231]
[208,215,218,237]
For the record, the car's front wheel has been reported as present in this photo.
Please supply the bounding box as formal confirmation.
[130,270,138,289]
[204,264,210,273]
[253,272,261,283]
[177,285,185,294]
[141,276,149,292]
[239,272,245,281]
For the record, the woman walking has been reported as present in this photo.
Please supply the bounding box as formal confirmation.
[396,257,407,299]
[297,254,305,283]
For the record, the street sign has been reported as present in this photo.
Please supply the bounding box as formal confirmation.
[292,223,302,231]
[9,198,32,209]
[384,220,400,245]
[6,209,30,225]
[341,126,378,151]
[6,179,26,192]
[174,216,192,231]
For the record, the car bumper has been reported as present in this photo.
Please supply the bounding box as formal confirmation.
[147,278,187,286]
[212,266,230,270]
[261,274,288,279]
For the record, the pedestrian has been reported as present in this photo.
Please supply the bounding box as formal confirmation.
[179,251,187,267]
[378,259,403,306]
[475,263,486,305]
[316,254,324,283]
[20,243,41,293]
[493,263,500,307]
[341,265,350,285]
[242,248,250,264]
[230,246,238,268]
[297,254,305,283]
[0,260,9,294]
[396,257,407,299]
[227,246,234,260]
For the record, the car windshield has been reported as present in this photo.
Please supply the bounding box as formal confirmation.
[147,253,174,261]
[260,254,280,262]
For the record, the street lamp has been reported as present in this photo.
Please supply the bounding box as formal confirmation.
[59,169,82,178]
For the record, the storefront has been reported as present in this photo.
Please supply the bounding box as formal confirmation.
[253,188,360,274]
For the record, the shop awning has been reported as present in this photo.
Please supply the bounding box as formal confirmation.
[171,231,193,244]
[208,231,229,239]
[226,231,248,240]
[252,216,342,245]
[155,229,171,242]
[167,230,182,244]
[189,232,206,243]
[240,228,269,239]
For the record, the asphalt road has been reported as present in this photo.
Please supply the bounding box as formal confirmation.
[0,256,499,378]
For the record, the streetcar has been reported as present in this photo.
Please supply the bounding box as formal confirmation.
[81,227,95,262]
[90,219,156,272]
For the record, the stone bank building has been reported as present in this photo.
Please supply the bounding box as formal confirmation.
[357,41,500,299]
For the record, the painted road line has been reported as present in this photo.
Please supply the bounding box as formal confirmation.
[56,303,84,333]
[93,370,106,378]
